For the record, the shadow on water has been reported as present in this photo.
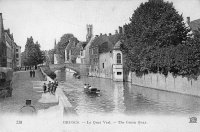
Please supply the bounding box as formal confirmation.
[55,69,200,115]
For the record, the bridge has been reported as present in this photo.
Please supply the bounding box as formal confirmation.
[49,63,90,76]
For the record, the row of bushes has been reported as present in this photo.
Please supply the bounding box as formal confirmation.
[41,66,56,80]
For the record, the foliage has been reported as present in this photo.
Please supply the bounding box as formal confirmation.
[47,49,55,65]
[121,0,191,78]
[42,66,56,80]
[55,34,78,60]
[23,36,45,66]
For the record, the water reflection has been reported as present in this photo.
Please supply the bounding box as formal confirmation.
[55,69,200,115]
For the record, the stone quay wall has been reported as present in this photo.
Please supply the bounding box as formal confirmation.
[129,72,200,97]
[39,67,76,115]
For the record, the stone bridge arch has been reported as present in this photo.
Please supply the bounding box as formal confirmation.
[49,63,90,76]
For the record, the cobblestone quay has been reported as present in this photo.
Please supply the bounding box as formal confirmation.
[0,70,58,114]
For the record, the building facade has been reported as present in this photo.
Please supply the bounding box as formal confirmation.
[65,24,93,64]
[16,45,21,67]
[4,29,14,68]
[0,13,21,68]
[64,38,79,63]
[88,27,124,81]
[0,13,7,67]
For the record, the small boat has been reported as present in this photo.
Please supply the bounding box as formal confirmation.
[84,87,100,94]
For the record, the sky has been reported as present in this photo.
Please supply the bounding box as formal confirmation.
[0,0,200,51]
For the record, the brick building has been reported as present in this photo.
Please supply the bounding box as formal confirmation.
[88,26,124,81]
[65,24,93,64]
[0,13,7,67]
[0,13,21,68]
[186,17,200,32]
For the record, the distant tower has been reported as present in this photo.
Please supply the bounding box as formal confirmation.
[0,13,4,40]
[86,24,93,42]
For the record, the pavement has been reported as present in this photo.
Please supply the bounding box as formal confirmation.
[0,70,59,114]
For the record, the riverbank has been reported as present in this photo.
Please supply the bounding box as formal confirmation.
[130,72,200,97]
[39,66,76,115]
[88,67,200,97]
[0,70,58,114]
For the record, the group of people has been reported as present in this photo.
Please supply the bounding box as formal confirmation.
[29,70,36,77]
[43,80,58,95]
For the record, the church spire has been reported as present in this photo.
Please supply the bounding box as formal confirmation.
[0,13,4,40]
[54,39,57,49]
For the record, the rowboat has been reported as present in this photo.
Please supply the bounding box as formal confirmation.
[84,87,100,94]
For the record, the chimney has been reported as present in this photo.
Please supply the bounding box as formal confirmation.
[115,30,118,34]
[54,39,57,49]
[119,26,122,34]
[187,17,190,24]
[109,33,111,36]
[100,33,102,36]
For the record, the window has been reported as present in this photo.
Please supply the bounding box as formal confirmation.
[117,53,121,64]
[16,54,19,58]
[16,49,18,52]
[102,63,104,68]
[117,72,122,75]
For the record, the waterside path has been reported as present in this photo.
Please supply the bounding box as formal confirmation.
[0,70,59,114]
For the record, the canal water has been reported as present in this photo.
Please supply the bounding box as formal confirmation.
[55,69,200,115]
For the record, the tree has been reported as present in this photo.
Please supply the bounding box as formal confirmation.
[55,34,78,60]
[47,49,55,64]
[23,37,44,66]
[121,0,189,77]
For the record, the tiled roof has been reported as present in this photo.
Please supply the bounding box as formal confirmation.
[113,40,122,50]
[107,34,121,46]
[89,33,121,54]
[189,19,200,31]
[90,35,108,48]
[90,34,121,48]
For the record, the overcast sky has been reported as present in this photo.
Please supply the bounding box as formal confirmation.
[0,0,200,51]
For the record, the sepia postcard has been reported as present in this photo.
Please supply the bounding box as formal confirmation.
[0,0,200,131]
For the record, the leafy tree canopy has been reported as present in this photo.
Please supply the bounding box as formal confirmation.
[55,34,79,60]
[22,36,45,66]
[122,0,191,77]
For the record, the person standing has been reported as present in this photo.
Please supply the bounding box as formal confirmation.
[43,83,47,93]
[33,70,35,77]
[55,80,58,87]
[47,81,51,93]
[50,82,54,94]
[52,84,55,95]
[20,100,36,115]
[54,81,58,94]
[30,70,32,77]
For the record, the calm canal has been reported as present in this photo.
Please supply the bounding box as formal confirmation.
[55,69,200,115]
